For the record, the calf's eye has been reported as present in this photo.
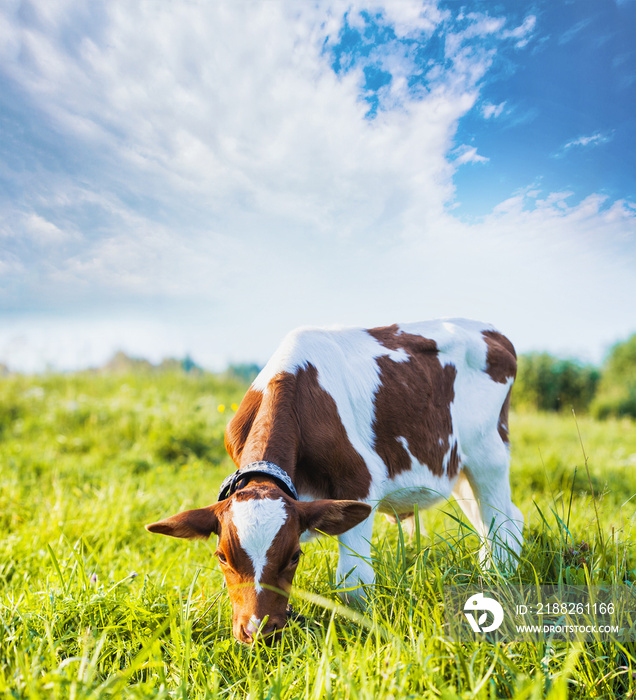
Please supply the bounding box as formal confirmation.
[216,551,227,565]
[290,550,302,567]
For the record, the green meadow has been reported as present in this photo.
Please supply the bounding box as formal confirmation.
[0,371,635,699]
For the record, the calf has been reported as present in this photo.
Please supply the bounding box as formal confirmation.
[147,319,524,643]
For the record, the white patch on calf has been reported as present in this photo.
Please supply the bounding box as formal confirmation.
[231,498,287,593]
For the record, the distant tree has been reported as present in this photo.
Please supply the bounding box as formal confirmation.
[181,354,200,373]
[591,334,636,419]
[225,363,262,384]
[514,352,600,413]
[157,355,202,373]
[101,351,154,374]
[102,352,203,375]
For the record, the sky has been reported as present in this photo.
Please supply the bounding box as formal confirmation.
[0,0,634,372]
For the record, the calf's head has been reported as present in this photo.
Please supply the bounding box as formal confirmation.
[146,485,371,643]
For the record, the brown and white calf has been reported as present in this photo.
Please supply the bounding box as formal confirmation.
[146,319,524,643]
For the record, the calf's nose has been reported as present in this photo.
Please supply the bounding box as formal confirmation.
[237,615,286,644]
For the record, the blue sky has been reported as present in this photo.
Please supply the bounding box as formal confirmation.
[0,0,634,371]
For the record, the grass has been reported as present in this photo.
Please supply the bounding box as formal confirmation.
[0,371,635,698]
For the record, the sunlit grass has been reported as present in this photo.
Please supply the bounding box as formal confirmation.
[0,373,635,698]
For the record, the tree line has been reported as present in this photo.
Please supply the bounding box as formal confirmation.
[514,333,636,418]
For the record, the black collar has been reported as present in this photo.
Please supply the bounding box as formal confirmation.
[217,461,298,501]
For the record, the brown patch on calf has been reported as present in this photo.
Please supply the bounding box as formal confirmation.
[498,387,513,445]
[369,324,438,355]
[367,325,459,478]
[225,364,372,501]
[226,374,300,471]
[482,331,516,446]
[482,330,517,384]
[225,388,263,464]
[293,365,371,501]
[446,441,459,475]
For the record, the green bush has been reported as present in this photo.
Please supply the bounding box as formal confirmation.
[513,352,600,413]
[592,333,636,419]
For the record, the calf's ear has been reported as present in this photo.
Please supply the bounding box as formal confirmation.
[297,500,372,536]
[146,503,222,540]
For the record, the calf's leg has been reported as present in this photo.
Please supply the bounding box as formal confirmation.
[452,448,523,571]
[336,515,375,602]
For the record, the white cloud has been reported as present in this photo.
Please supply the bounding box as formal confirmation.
[0,1,21,62]
[561,132,613,152]
[482,101,506,119]
[449,12,535,53]
[502,14,536,48]
[394,188,635,363]
[0,253,24,276]
[453,145,489,165]
[558,18,593,46]
[348,0,448,38]
[461,13,506,38]
[23,213,73,245]
[0,2,486,288]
